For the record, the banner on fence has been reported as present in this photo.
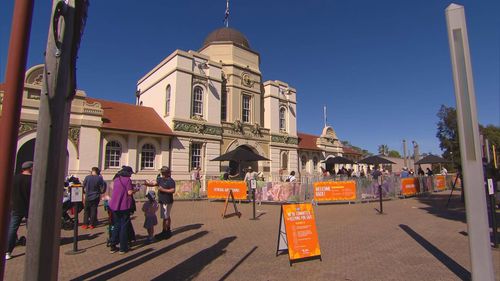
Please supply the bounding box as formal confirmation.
[276,203,321,265]
[435,175,446,191]
[207,180,247,200]
[313,181,356,201]
[401,178,418,196]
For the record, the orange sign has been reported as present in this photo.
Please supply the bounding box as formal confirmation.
[313,181,356,201]
[435,175,446,191]
[281,203,321,262]
[207,180,247,200]
[401,178,418,196]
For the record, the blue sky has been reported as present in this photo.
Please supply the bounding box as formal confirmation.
[1,0,498,155]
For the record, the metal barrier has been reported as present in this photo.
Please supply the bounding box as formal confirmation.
[102,174,460,203]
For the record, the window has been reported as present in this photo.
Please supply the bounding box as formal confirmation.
[313,157,319,172]
[192,86,203,116]
[140,144,155,170]
[190,143,202,170]
[221,90,227,121]
[281,152,288,170]
[105,141,121,168]
[301,155,307,171]
[279,107,286,131]
[242,95,250,123]
[165,85,171,116]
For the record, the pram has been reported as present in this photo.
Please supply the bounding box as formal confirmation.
[62,176,83,230]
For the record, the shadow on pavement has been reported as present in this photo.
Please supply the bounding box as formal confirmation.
[417,193,466,223]
[84,231,209,281]
[219,246,258,281]
[151,236,237,281]
[60,232,104,246]
[399,224,470,280]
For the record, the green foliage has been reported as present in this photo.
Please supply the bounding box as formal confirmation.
[378,144,389,156]
[436,105,460,169]
[388,150,401,158]
[436,105,500,169]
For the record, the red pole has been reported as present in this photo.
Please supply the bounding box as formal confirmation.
[0,0,34,279]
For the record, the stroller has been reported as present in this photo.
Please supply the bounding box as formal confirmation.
[104,198,136,247]
[61,176,83,230]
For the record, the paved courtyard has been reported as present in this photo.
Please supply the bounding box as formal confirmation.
[4,190,500,281]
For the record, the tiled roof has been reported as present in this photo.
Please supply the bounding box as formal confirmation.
[86,97,173,136]
[297,132,321,151]
[343,146,362,155]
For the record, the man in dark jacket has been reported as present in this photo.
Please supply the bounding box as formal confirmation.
[6,161,33,260]
[82,167,106,229]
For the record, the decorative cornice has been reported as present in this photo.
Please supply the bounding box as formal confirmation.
[19,122,37,136]
[173,120,222,136]
[271,134,298,145]
[68,127,80,153]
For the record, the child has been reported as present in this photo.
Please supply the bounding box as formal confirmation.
[142,191,159,244]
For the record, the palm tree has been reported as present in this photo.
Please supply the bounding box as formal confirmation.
[378,144,389,156]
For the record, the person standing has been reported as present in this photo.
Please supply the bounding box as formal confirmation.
[82,167,106,229]
[142,191,159,244]
[146,166,175,239]
[108,166,137,254]
[426,167,434,176]
[5,161,33,260]
[191,167,202,198]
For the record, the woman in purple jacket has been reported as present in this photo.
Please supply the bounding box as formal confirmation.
[108,166,137,254]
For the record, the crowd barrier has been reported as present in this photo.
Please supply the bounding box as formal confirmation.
[103,174,460,203]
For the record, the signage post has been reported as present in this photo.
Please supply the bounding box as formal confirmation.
[66,185,85,255]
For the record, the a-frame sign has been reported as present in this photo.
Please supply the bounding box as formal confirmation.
[276,203,322,266]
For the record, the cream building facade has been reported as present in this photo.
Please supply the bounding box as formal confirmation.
[1,27,346,181]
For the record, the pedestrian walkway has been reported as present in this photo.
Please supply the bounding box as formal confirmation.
[4,191,500,280]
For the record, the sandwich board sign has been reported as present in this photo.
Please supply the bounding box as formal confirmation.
[276,203,322,265]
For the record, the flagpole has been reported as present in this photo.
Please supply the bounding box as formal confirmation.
[225,0,230,28]
[323,105,327,127]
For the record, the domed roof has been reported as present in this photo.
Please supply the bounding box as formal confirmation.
[203,27,250,49]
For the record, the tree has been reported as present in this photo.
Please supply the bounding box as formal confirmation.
[480,124,500,164]
[388,150,402,158]
[436,104,500,169]
[378,144,389,156]
[436,105,460,169]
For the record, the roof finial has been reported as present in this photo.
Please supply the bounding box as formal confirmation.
[223,0,230,27]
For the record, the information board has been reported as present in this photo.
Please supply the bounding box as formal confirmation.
[401,178,418,196]
[313,181,356,201]
[207,180,247,200]
[435,175,446,191]
[276,203,321,264]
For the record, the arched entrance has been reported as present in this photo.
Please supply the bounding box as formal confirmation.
[228,145,259,176]
[15,139,35,174]
[15,138,72,176]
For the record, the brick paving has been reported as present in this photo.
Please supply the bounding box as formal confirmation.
[4,190,500,281]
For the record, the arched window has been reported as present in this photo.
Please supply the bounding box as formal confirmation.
[105,141,121,168]
[165,85,171,116]
[313,157,319,172]
[279,107,286,131]
[281,152,288,170]
[301,155,307,171]
[192,86,203,117]
[141,144,155,170]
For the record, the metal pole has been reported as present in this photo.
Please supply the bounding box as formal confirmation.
[24,1,87,280]
[446,4,495,280]
[403,140,408,168]
[0,1,34,279]
[378,185,383,214]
